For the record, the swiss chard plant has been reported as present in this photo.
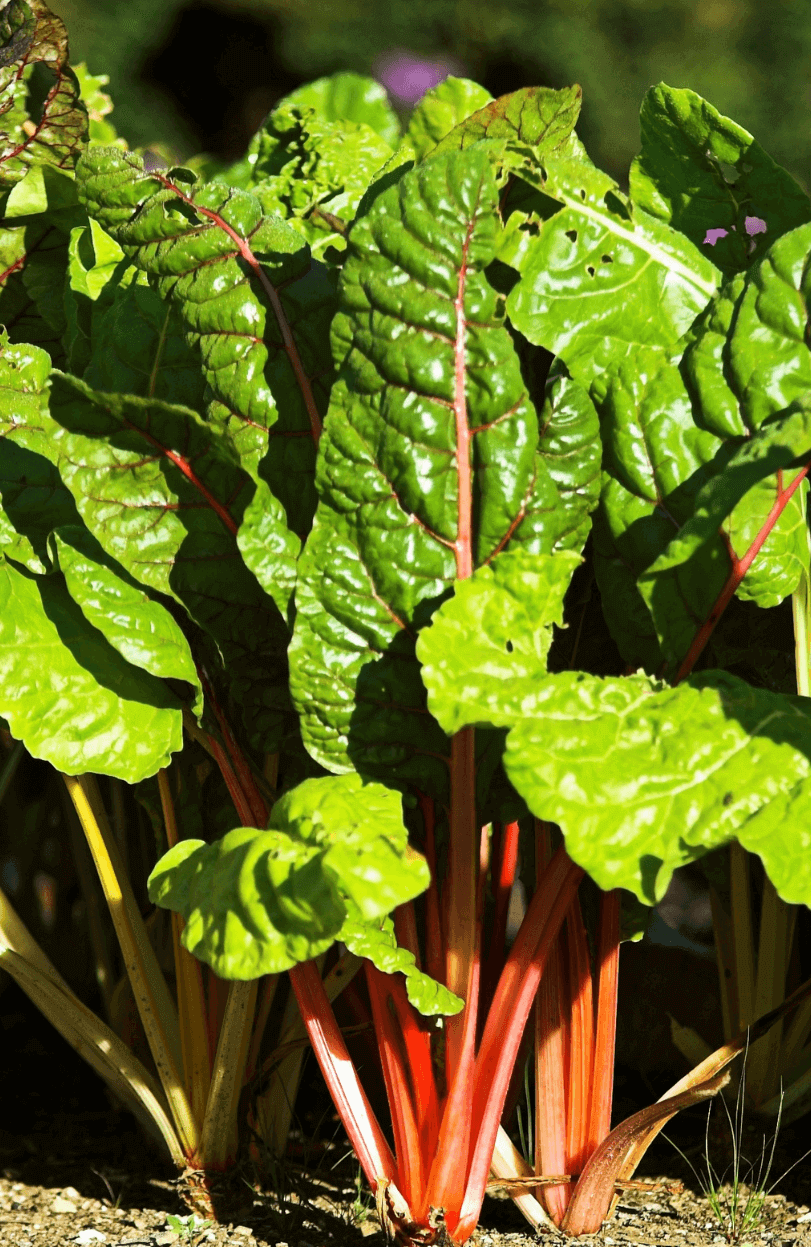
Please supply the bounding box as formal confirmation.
[2,1,811,1240]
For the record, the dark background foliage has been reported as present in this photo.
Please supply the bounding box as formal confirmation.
[57,0,811,185]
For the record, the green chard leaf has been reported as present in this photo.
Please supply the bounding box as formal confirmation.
[76,147,334,534]
[630,84,811,278]
[0,339,297,750]
[638,401,811,670]
[340,915,464,1016]
[537,369,601,551]
[0,164,83,365]
[501,669,811,911]
[433,84,582,156]
[51,525,203,714]
[0,553,183,780]
[0,0,87,190]
[406,77,493,159]
[73,62,123,147]
[147,774,429,980]
[289,146,572,796]
[229,101,394,260]
[598,222,811,671]
[417,547,581,734]
[503,134,720,388]
[281,72,400,147]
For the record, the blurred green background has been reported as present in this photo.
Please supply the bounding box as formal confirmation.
[55,0,811,188]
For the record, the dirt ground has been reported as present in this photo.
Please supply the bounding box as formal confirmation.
[3,979,811,1247]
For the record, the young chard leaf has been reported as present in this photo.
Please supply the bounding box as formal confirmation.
[281,72,400,147]
[406,77,493,160]
[630,84,811,277]
[229,102,394,260]
[290,146,569,794]
[433,84,582,155]
[147,774,430,980]
[417,547,581,734]
[341,916,464,1016]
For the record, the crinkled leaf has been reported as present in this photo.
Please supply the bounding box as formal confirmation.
[0,0,87,189]
[84,277,208,411]
[504,138,720,388]
[235,104,393,260]
[537,370,601,552]
[433,84,581,156]
[502,669,811,910]
[638,401,811,669]
[629,84,811,278]
[417,548,580,734]
[282,72,400,147]
[0,554,183,780]
[406,77,493,160]
[147,774,429,979]
[236,479,300,624]
[0,346,292,750]
[290,146,567,793]
[76,147,334,531]
[594,327,809,668]
[51,524,203,714]
[0,213,74,362]
[340,915,464,1017]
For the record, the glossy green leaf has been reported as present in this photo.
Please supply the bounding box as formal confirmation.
[0,347,292,750]
[76,147,334,531]
[406,77,493,160]
[147,774,429,979]
[290,146,567,793]
[0,0,87,189]
[282,72,400,147]
[236,103,393,260]
[417,548,580,734]
[502,669,811,910]
[0,438,80,571]
[537,370,601,552]
[630,84,811,277]
[0,554,183,780]
[52,525,203,713]
[0,214,74,363]
[638,401,811,669]
[504,138,720,388]
[340,916,464,1017]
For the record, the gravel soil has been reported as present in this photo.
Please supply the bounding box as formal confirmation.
[3,979,811,1247]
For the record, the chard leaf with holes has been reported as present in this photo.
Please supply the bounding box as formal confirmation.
[629,84,811,277]
[417,548,580,734]
[503,137,720,388]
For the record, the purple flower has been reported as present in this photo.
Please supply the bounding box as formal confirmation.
[703,227,729,246]
[744,215,767,237]
[374,50,462,105]
[702,215,768,253]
